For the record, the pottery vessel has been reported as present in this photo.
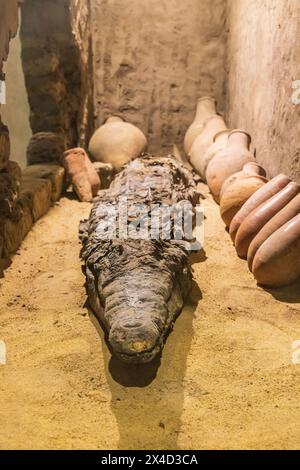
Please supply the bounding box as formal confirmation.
[229,174,291,243]
[88,116,147,170]
[62,148,101,202]
[206,130,255,204]
[183,97,217,155]
[252,213,300,287]
[235,182,300,259]
[196,129,231,182]
[63,148,100,196]
[189,115,227,175]
[247,193,300,271]
[219,162,268,227]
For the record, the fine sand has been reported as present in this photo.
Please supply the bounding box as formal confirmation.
[1,184,300,450]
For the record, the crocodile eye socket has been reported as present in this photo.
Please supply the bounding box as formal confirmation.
[123,322,143,329]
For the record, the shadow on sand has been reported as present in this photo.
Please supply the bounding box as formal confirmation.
[89,279,202,450]
[261,276,300,304]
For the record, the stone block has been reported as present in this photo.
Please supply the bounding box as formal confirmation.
[22,49,59,77]
[0,234,3,258]
[0,121,10,170]
[20,175,52,222]
[2,196,33,256]
[0,161,22,217]
[22,164,65,202]
[26,132,67,165]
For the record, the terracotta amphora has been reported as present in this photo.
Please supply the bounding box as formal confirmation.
[184,97,217,155]
[206,130,255,204]
[219,162,268,227]
[252,213,300,287]
[189,115,227,176]
[235,181,300,259]
[61,148,101,202]
[247,193,300,271]
[229,174,291,243]
[196,129,231,182]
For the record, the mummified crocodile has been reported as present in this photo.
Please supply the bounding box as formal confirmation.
[80,154,201,363]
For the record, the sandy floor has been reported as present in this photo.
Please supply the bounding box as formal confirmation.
[1,185,300,450]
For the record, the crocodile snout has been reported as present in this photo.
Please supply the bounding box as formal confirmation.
[109,319,161,363]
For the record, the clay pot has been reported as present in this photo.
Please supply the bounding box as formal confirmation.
[235,181,300,259]
[206,130,255,204]
[189,115,227,175]
[252,213,300,287]
[62,148,101,202]
[229,174,291,243]
[219,163,268,227]
[196,129,231,182]
[88,116,147,170]
[64,148,100,196]
[247,193,300,271]
[184,97,217,155]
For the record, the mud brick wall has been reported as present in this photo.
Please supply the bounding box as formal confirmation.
[20,0,94,147]
[91,0,227,153]
[226,0,300,181]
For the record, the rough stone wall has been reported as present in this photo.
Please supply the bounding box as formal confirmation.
[226,0,300,181]
[70,0,94,145]
[0,0,19,80]
[91,0,227,153]
[20,0,94,147]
